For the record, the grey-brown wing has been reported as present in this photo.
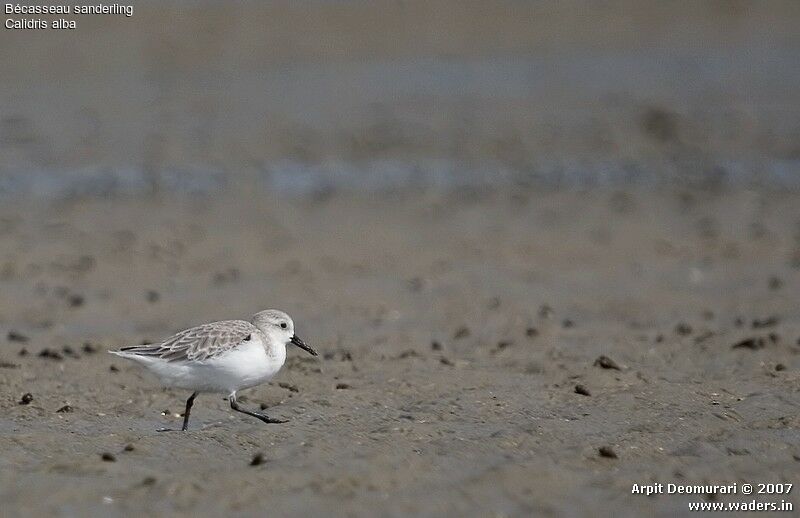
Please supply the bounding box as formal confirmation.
[120,320,256,362]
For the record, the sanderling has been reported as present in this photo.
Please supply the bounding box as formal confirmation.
[110,309,317,431]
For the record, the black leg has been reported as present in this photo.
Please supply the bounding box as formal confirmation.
[182,392,198,431]
[229,393,287,424]
[156,392,199,432]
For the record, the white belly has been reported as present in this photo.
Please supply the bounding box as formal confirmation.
[145,339,286,394]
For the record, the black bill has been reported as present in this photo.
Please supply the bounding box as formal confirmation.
[290,334,318,356]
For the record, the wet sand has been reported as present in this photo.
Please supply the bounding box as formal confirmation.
[3,1,799,193]
[1,189,799,516]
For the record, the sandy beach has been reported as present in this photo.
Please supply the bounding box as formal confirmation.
[2,2,799,514]
[1,189,798,516]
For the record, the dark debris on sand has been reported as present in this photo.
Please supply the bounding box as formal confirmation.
[732,337,766,350]
[101,453,116,462]
[38,348,63,360]
[278,382,299,393]
[768,276,783,291]
[594,355,620,370]
[675,323,693,336]
[7,331,29,343]
[575,385,591,396]
[694,331,715,344]
[453,326,470,339]
[61,346,79,358]
[492,340,512,353]
[598,446,618,458]
[322,350,352,361]
[67,293,85,308]
[752,316,779,329]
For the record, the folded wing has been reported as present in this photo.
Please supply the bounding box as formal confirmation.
[118,320,256,362]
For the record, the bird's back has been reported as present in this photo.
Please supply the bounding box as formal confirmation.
[112,320,258,363]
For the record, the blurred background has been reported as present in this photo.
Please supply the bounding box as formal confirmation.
[1,0,799,196]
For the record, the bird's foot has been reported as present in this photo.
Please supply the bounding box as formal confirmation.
[254,414,288,424]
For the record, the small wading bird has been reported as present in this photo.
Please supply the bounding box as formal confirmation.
[110,310,317,431]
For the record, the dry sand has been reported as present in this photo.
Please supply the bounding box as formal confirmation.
[1,189,799,516]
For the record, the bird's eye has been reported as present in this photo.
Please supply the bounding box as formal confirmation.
[280,322,287,329]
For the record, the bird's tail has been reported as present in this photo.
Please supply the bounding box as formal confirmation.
[109,345,159,359]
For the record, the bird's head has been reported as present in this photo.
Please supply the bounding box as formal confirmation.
[251,309,317,356]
